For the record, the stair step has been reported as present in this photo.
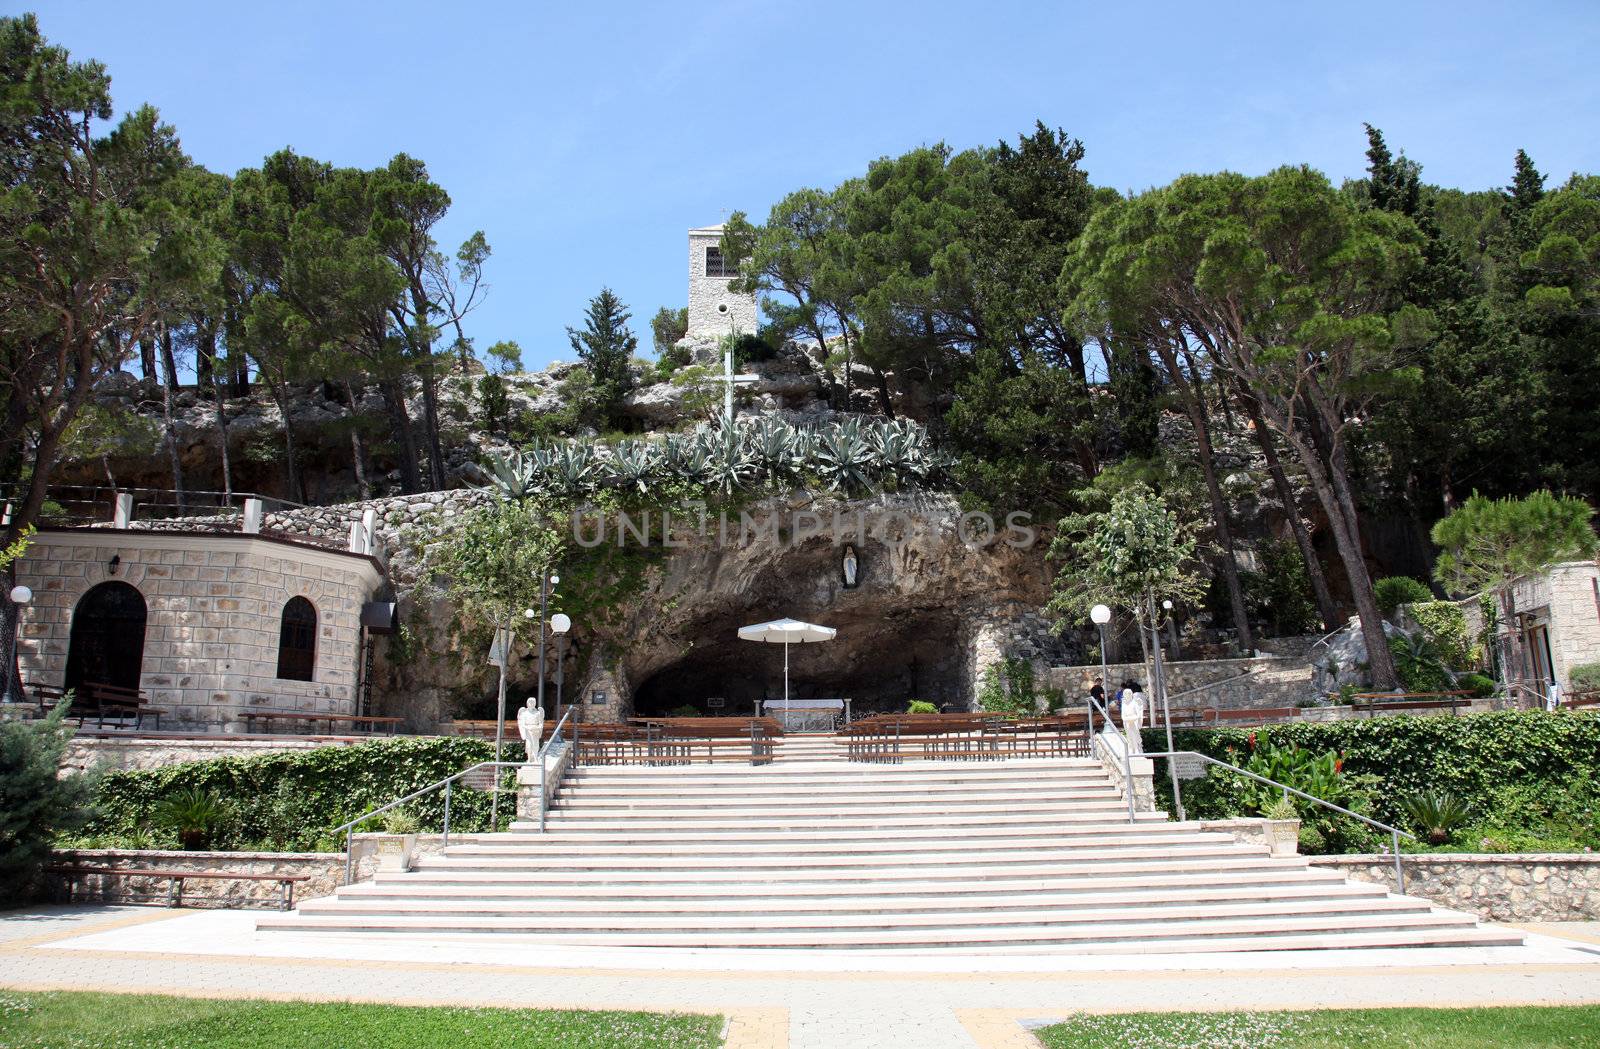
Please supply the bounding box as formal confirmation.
[519,811,1166,833]
[255,910,1488,948]
[314,883,1391,915]
[493,820,1173,844]
[442,831,1239,859]
[548,800,1133,820]
[293,896,1433,928]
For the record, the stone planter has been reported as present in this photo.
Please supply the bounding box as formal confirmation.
[372,833,418,872]
[1264,818,1301,857]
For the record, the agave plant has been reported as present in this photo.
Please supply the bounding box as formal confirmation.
[868,419,926,486]
[545,441,599,497]
[1399,790,1472,846]
[154,788,229,851]
[749,416,801,487]
[605,439,658,494]
[477,449,539,502]
[814,418,878,492]
[707,422,757,493]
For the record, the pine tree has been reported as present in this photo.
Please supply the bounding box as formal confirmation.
[567,288,638,430]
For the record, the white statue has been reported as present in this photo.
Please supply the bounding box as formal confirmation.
[516,697,544,762]
[1120,685,1146,754]
[842,544,858,588]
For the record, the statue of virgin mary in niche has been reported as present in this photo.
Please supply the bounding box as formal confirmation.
[842,544,859,589]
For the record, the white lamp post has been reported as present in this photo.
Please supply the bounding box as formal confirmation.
[3,585,32,707]
[550,613,571,712]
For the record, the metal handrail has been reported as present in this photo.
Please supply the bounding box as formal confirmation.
[533,708,576,832]
[1084,691,1137,823]
[1142,749,1415,893]
[333,759,526,883]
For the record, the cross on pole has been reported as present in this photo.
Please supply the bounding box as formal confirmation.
[716,348,759,421]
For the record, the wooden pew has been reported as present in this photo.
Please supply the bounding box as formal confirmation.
[1201,706,1300,727]
[1349,691,1472,717]
[81,682,167,730]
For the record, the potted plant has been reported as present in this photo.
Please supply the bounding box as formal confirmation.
[374,808,421,872]
[1261,796,1302,856]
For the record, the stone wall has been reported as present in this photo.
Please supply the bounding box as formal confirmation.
[16,529,385,729]
[1309,853,1600,922]
[1050,655,1313,710]
[61,735,373,774]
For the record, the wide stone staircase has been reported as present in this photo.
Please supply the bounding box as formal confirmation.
[258,756,1518,953]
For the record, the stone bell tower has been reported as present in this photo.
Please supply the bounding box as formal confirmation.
[686,224,759,339]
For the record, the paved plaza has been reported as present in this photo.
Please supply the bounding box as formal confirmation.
[3,906,1599,1048]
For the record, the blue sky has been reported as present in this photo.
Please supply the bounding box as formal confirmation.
[26,0,1600,370]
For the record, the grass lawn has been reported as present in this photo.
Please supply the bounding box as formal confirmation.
[1035,1005,1600,1048]
[0,991,722,1048]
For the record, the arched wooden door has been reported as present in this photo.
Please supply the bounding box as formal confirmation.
[64,581,148,702]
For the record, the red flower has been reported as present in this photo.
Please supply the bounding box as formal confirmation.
[1247,732,1257,751]
[1334,757,1344,774]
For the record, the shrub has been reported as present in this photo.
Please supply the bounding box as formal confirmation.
[1458,672,1497,698]
[1263,796,1298,822]
[1410,601,1475,668]
[153,788,229,851]
[79,737,516,852]
[667,704,701,718]
[1399,791,1472,845]
[907,700,939,714]
[380,808,420,835]
[1375,576,1432,615]
[1147,710,1600,854]
[0,706,95,900]
[1571,663,1600,690]
[977,657,1064,715]
[1389,633,1452,692]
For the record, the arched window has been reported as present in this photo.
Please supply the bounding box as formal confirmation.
[64,581,148,704]
[277,597,317,681]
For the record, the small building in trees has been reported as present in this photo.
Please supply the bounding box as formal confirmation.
[13,508,388,730]
[1464,560,1600,695]
[686,224,759,339]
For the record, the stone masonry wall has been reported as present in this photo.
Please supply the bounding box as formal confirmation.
[16,530,382,729]
[61,735,372,774]
[687,226,760,338]
[1050,656,1312,710]
[1309,853,1600,922]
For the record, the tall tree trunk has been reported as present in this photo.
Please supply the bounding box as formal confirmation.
[1159,343,1253,652]
[159,328,180,394]
[418,369,447,490]
[1242,392,1340,630]
[1281,423,1398,688]
[869,365,894,418]
[269,385,303,503]
[158,328,185,509]
[139,336,157,383]
[195,321,215,389]
[212,371,232,500]
[380,380,422,495]
[343,380,373,500]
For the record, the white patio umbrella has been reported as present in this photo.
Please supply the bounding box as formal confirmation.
[737,617,837,717]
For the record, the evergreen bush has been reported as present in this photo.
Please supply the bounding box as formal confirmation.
[1146,710,1600,854]
[1571,663,1600,690]
[73,737,516,853]
[1374,576,1432,615]
[1,707,95,899]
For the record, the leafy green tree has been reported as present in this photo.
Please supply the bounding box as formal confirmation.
[1047,484,1207,675]
[484,340,522,375]
[0,14,212,547]
[566,288,637,430]
[1431,491,1598,692]
[1,706,95,901]
[723,184,864,409]
[57,405,162,489]
[650,306,689,375]
[1067,167,1421,688]
[422,496,568,652]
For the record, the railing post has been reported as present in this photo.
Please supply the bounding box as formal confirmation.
[443,779,452,846]
[344,829,353,885]
[538,749,547,833]
[1392,828,1406,895]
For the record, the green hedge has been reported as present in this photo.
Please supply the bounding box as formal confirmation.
[1143,710,1600,853]
[74,737,526,853]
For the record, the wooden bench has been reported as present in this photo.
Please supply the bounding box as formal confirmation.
[625,717,784,764]
[25,682,66,717]
[239,710,405,735]
[46,864,311,911]
[1349,691,1472,717]
[80,682,168,730]
[1201,706,1300,727]
[1561,690,1600,711]
[839,714,1085,762]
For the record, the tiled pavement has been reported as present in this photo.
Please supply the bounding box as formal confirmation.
[4,906,1600,1048]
